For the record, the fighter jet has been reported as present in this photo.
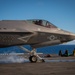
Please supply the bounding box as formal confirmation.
[0,19,75,62]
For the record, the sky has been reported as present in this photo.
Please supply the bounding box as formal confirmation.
[0,0,75,33]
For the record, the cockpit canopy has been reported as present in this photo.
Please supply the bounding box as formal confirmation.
[26,19,57,28]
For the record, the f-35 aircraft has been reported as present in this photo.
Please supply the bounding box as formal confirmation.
[0,19,75,62]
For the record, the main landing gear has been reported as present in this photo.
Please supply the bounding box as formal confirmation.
[19,46,45,63]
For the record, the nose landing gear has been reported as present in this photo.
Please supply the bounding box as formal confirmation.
[19,46,45,63]
[29,48,45,63]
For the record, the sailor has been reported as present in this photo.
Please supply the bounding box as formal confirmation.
[65,50,69,57]
[59,50,62,56]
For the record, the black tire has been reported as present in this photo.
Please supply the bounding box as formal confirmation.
[29,55,37,63]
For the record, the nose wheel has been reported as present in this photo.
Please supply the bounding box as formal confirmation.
[19,46,45,63]
[29,55,45,63]
[29,55,37,63]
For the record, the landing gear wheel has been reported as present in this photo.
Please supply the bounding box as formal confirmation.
[29,55,37,63]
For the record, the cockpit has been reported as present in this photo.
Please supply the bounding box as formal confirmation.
[26,19,57,28]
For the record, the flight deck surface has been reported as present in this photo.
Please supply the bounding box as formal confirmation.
[0,54,75,75]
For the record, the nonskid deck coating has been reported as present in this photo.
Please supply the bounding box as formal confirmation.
[0,62,75,75]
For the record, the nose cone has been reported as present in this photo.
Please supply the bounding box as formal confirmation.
[57,29,75,42]
[62,29,75,41]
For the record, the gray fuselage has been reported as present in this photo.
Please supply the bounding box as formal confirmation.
[0,20,75,48]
